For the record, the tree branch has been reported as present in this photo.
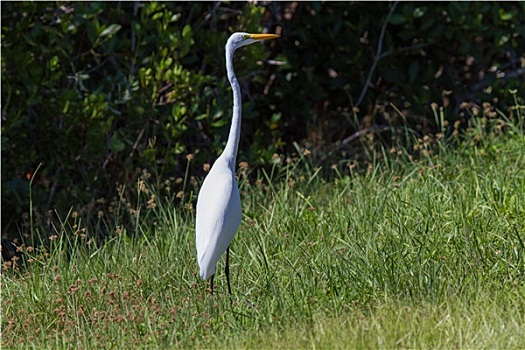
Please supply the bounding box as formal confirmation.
[355,1,399,108]
[318,125,393,164]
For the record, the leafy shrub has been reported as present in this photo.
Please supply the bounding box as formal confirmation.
[1,2,523,249]
[269,1,524,158]
[1,2,274,247]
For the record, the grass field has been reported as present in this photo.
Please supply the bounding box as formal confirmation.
[2,118,525,348]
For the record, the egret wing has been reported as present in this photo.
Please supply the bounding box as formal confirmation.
[195,161,241,279]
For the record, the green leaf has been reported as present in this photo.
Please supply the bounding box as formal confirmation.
[108,134,126,152]
[182,24,192,39]
[409,61,420,82]
[389,13,406,25]
[413,7,427,18]
[99,24,121,37]
[498,8,514,21]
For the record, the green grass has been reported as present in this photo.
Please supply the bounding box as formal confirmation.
[3,125,525,348]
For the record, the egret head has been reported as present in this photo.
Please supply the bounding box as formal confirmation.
[227,32,280,51]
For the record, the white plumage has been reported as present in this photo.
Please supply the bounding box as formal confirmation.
[195,32,279,294]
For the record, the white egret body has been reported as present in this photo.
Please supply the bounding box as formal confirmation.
[195,32,279,294]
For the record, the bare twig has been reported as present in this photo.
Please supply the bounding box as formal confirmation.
[129,123,147,158]
[452,64,525,114]
[471,66,525,93]
[378,42,430,61]
[322,2,399,165]
[355,1,399,108]
[130,1,140,74]
[196,1,222,31]
[318,125,393,164]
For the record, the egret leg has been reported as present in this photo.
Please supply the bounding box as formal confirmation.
[209,274,215,295]
[225,246,232,296]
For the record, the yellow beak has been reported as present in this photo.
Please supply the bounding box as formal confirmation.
[247,33,280,41]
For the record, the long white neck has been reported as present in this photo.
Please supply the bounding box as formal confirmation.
[222,47,241,170]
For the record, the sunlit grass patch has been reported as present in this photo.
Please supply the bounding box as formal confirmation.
[2,116,524,348]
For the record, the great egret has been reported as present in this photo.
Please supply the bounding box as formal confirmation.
[195,32,280,295]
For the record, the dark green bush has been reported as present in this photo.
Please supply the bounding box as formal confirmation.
[269,2,524,157]
[2,2,524,249]
[1,2,272,244]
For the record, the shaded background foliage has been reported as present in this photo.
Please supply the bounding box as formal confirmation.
[2,1,524,251]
